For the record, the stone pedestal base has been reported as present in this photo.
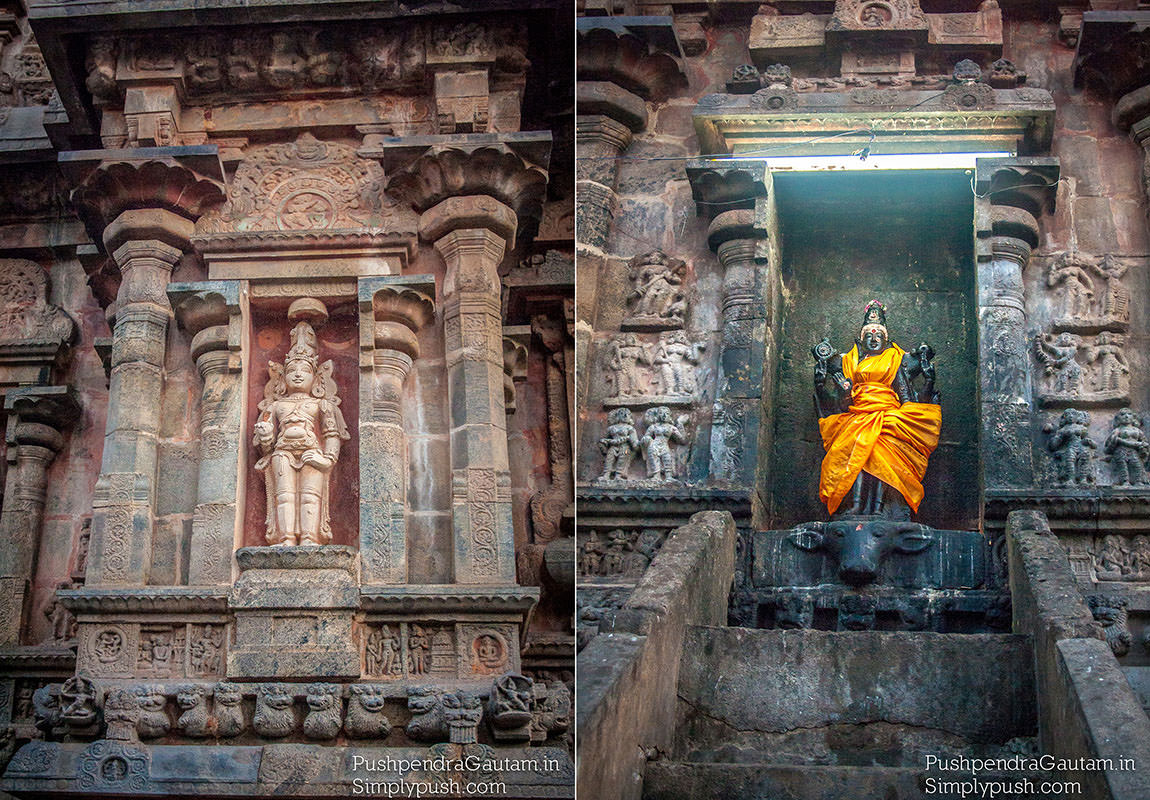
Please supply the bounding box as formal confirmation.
[227,546,360,680]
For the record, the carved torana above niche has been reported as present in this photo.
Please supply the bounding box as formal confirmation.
[196,134,415,237]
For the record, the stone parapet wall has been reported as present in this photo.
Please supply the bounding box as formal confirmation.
[575,509,735,800]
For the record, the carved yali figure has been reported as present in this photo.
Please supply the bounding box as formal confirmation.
[254,320,350,546]
[812,300,941,517]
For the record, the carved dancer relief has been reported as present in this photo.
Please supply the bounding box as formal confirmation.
[623,251,688,331]
[1043,409,1096,486]
[603,331,705,406]
[1046,253,1130,332]
[1033,331,1129,406]
[594,406,689,484]
[1105,410,1149,486]
[253,319,350,546]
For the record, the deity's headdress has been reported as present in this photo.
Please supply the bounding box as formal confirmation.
[860,299,888,336]
[285,322,319,370]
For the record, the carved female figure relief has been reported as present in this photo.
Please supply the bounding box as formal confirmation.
[253,318,350,546]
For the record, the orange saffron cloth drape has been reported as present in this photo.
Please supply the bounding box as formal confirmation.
[817,343,942,515]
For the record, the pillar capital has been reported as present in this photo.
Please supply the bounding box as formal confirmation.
[687,160,771,223]
[576,83,648,134]
[62,147,226,252]
[359,276,437,363]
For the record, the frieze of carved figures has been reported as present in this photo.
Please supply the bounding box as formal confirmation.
[253,683,296,738]
[175,685,213,738]
[196,134,416,236]
[253,319,350,546]
[578,528,666,578]
[1087,595,1132,657]
[594,406,689,484]
[303,683,343,740]
[345,685,392,739]
[1033,331,1129,406]
[623,251,689,331]
[1046,253,1130,332]
[1043,409,1096,486]
[134,686,170,740]
[59,675,100,739]
[1091,534,1150,582]
[488,674,534,742]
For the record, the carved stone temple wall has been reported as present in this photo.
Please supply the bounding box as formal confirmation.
[576,2,1150,799]
[0,2,574,797]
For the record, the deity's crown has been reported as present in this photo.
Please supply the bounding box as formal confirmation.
[861,299,887,330]
[286,321,320,369]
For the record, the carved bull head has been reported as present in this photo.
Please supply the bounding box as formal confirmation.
[788,520,935,586]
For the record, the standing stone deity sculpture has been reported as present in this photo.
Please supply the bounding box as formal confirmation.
[640,406,689,482]
[653,331,704,396]
[625,250,688,328]
[1047,256,1095,319]
[253,319,350,546]
[597,408,639,481]
[812,300,941,518]
[1105,409,1148,486]
[1044,408,1096,485]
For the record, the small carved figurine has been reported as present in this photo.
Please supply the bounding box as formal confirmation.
[640,407,688,482]
[43,581,76,643]
[345,685,392,739]
[606,334,650,398]
[302,683,342,740]
[213,682,246,738]
[1087,331,1129,392]
[626,251,688,325]
[59,675,99,738]
[408,624,430,676]
[176,685,214,738]
[253,320,350,546]
[597,408,639,482]
[1034,332,1083,394]
[253,683,296,738]
[366,624,401,677]
[1044,408,1096,485]
[1105,409,1149,486]
[653,331,704,395]
[134,685,171,740]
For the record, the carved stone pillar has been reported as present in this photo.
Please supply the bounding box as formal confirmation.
[358,277,435,585]
[169,282,245,586]
[421,196,518,584]
[974,158,1060,490]
[574,109,637,252]
[64,151,226,586]
[0,387,80,645]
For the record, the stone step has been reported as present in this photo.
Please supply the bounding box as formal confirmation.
[642,763,1043,800]
[672,626,1036,764]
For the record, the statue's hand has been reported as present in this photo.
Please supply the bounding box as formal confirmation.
[254,420,273,437]
[813,359,828,384]
[302,451,335,472]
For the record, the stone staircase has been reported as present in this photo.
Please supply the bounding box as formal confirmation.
[641,626,1039,800]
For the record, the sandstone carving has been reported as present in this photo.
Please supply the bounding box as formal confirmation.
[605,334,651,399]
[623,251,688,331]
[253,318,350,546]
[213,683,246,737]
[1105,409,1149,485]
[365,624,402,677]
[652,331,704,397]
[640,407,689,482]
[596,408,639,482]
[406,687,447,742]
[443,690,484,744]
[531,681,571,744]
[59,675,100,739]
[1034,332,1083,394]
[302,683,342,740]
[0,259,75,346]
[407,624,430,676]
[579,528,665,578]
[488,673,534,742]
[42,582,76,644]
[32,685,60,738]
[103,688,140,743]
[344,685,392,739]
[1087,595,1131,656]
[134,685,171,740]
[1044,409,1096,485]
[1092,534,1150,582]
[1046,252,1130,332]
[176,685,213,738]
[253,684,296,738]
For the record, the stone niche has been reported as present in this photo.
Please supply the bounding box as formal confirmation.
[241,301,361,548]
[767,169,979,532]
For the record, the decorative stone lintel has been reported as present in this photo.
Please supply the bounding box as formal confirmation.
[359,585,540,615]
[56,587,229,615]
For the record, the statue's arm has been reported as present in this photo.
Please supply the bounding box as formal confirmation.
[253,408,275,451]
[814,353,849,417]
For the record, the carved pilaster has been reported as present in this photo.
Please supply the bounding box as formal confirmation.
[422,196,518,585]
[169,282,245,587]
[358,277,435,585]
[0,387,80,645]
[975,158,1060,489]
[65,149,226,586]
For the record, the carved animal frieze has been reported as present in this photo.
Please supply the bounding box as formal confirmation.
[406,686,447,742]
[175,685,214,738]
[134,685,171,740]
[1087,594,1131,656]
[787,520,935,587]
[214,682,247,738]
